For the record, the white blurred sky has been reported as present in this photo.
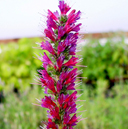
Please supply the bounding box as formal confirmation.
[0,0,128,39]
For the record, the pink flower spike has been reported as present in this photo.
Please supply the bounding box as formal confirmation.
[35,1,83,128]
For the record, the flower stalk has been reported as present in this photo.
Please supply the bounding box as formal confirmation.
[35,1,82,128]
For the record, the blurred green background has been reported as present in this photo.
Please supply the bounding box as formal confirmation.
[0,33,128,129]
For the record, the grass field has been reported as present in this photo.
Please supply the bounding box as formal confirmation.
[1,82,128,129]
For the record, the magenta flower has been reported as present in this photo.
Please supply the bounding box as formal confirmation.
[64,56,78,67]
[42,52,54,69]
[41,96,56,110]
[66,10,81,25]
[47,17,58,30]
[48,9,59,22]
[58,26,66,40]
[58,1,71,15]
[57,41,68,55]
[44,27,56,42]
[56,55,65,71]
[41,41,55,55]
[35,0,83,128]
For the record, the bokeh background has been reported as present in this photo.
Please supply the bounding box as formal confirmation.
[0,0,128,129]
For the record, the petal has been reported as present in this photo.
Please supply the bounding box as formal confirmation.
[44,28,56,41]
[41,41,55,55]
[48,9,59,21]
[58,1,71,15]
[64,56,78,67]
[57,55,65,71]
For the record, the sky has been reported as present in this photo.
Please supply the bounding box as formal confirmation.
[0,0,128,39]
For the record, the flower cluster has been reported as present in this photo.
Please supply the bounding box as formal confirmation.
[37,1,82,129]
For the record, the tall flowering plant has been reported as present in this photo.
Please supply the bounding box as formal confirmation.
[36,1,82,129]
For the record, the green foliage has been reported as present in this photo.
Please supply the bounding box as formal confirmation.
[1,83,128,129]
[77,83,128,129]
[0,87,47,129]
[80,37,128,84]
[0,38,43,92]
